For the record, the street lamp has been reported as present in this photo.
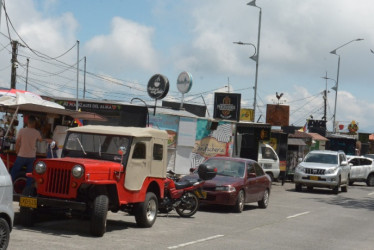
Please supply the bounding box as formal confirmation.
[321,75,337,123]
[329,38,363,133]
[247,0,262,122]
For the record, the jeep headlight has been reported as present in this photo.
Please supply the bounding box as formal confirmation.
[35,161,46,174]
[72,165,84,178]
[326,167,338,174]
[295,165,305,173]
[215,185,236,192]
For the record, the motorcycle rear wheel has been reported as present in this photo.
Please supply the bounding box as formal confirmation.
[175,192,199,218]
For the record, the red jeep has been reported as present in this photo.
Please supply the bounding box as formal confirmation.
[19,125,168,236]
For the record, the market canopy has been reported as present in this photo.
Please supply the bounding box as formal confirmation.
[0,92,105,121]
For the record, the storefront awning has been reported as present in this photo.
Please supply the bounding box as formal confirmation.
[288,138,306,146]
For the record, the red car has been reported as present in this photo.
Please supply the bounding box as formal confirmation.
[184,157,271,213]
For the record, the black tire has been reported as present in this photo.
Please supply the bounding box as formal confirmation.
[258,189,270,209]
[295,183,302,192]
[307,186,314,191]
[90,195,109,237]
[341,177,348,192]
[349,181,354,186]
[332,176,340,195]
[366,174,374,186]
[135,192,158,228]
[175,192,199,217]
[233,190,245,213]
[0,218,10,250]
[158,207,173,214]
[20,185,37,227]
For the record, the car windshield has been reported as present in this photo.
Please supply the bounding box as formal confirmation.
[62,132,131,162]
[304,153,338,164]
[204,159,245,178]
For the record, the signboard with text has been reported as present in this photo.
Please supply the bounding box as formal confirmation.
[213,93,241,121]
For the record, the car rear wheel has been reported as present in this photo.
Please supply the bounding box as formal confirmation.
[0,218,10,250]
[366,174,374,186]
[135,192,158,228]
[258,189,269,209]
[90,194,109,237]
[233,190,245,213]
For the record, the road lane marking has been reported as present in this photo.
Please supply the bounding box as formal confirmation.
[168,235,224,249]
[368,192,374,196]
[287,211,310,219]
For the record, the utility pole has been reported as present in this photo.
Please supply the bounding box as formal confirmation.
[0,0,3,29]
[75,40,79,111]
[83,56,86,99]
[10,40,19,89]
[323,72,327,121]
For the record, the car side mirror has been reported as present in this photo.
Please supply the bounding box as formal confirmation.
[50,140,56,149]
[298,158,303,163]
[118,146,127,156]
[248,173,256,179]
[341,160,348,166]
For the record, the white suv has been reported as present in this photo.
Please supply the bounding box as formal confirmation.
[347,156,374,186]
[294,150,350,194]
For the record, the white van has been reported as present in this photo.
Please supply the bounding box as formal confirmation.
[258,143,280,181]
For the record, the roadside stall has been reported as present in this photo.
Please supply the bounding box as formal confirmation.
[0,90,105,193]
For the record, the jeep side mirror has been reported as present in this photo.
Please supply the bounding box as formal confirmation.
[341,160,348,166]
[298,158,303,163]
[50,141,56,149]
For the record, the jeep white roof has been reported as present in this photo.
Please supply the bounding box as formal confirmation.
[68,125,168,139]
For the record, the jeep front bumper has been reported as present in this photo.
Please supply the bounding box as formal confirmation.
[293,172,339,188]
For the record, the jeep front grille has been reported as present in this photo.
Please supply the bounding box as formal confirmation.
[305,168,325,175]
[46,168,71,195]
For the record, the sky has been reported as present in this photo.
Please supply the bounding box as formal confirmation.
[0,0,373,132]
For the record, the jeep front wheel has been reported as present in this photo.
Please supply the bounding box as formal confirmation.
[135,192,158,228]
[90,194,109,237]
[20,185,37,227]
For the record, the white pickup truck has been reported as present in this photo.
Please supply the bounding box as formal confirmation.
[347,156,374,186]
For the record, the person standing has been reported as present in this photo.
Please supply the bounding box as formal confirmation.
[10,115,43,186]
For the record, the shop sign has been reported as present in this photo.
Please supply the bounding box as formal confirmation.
[147,74,169,100]
[177,71,193,94]
[240,108,254,122]
[213,93,241,121]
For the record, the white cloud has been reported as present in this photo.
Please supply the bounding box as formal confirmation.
[85,17,158,74]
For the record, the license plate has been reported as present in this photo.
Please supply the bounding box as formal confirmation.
[310,176,319,181]
[194,189,207,199]
[20,197,37,208]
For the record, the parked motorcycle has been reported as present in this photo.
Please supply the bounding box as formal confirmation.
[159,165,217,217]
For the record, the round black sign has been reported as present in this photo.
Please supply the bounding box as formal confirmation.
[147,74,169,100]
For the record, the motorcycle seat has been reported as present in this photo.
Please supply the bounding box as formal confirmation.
[174,180,193,190]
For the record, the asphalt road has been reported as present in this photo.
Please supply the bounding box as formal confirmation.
[8,182,374,250]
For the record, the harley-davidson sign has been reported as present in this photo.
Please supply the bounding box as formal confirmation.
[213,93,241,121]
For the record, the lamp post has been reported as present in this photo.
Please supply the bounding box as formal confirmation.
[247,0,262,122]
[329,38,363,132]
[321,75,337,124]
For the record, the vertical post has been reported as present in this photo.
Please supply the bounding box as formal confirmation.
[76,40,80,111]
[83,56,86,99]
[10,40,18,89]
[0,0,3,29]
[25,58,29,91]
[323,72,327,122]
[253,6,262,122]
[333,56,340,133]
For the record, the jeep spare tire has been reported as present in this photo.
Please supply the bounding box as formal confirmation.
[135,192,158,228]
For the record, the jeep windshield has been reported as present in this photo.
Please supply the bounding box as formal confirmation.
[62,132,131,163]
[304,153,338,165]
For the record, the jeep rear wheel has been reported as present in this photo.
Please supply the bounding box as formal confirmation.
[135,192,158,228]
[20,185,37,227]
[90,195,109,237]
